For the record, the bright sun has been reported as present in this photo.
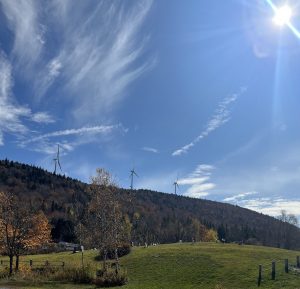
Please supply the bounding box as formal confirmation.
[273,5,293,26]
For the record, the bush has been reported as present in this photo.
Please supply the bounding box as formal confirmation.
[0,267,9,279]
[94,269,127,287]
[0,262,127,286]
[53,266,93,284]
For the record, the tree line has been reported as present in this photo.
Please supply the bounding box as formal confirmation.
[0,160,299,251]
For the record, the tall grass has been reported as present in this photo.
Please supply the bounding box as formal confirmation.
[0,263,127,287]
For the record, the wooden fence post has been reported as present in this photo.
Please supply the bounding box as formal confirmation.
[62,262,65,270]
[45,260,49,267]
[271,261,276,280]
[257,264,262,287]
[297,256,300,268]
[30,260,33,267]
[284,259,289,273]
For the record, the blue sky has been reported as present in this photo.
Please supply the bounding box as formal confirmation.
[1,0,300,218]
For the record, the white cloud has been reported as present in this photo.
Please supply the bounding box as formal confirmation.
[185,183,215,198]
[0,0,44,66]
[178,177,209,185]
[238,197,300,218]
[31,112,55,124]
[0,52,55,145]
[27,140,75,155]
[34,58,62,100]
[191,164,215,177]
[223,191,258,202]
[0,132,3,146]
[0,53,30,142]
[172,87,247,156]
[142,147,158,153]
[40,0,154,120]
[48,58,62,78]
[23,124,123,144]
[1,1,154,122]
[19,124,126,155]
[179,164,216,198]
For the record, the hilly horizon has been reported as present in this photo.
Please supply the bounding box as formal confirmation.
[1,2,300,288]
[1,159,299,251]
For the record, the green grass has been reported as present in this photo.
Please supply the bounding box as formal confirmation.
[0,243,299,289]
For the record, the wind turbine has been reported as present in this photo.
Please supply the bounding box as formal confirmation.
[130,168,138,190]
[53,144,62,174]
[173,179,179,195]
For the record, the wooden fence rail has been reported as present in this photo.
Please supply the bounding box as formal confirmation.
[0,259,65,269]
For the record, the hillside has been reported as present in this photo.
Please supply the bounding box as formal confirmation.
[1,243,300,289]
[0,159,300,250]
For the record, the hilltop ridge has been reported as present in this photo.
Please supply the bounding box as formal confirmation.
[0,159,299,250]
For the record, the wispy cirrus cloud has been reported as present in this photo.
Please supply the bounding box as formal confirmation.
[35,0,155,120]
[23,124,123,145]
[0,52,54,145]
[0,0,44,67]
[19,124,127,155]
[223,191,258,202]
[1,1,154,120]
[34,58,62,100]
[172,87,247,156]
[178,164,216,198]
[142,147,159,153]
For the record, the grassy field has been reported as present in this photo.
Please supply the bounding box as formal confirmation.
[0,243,299,289]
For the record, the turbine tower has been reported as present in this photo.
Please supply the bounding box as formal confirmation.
[173,179,179,195]
[53,144,62,174]
[130,168,138,190]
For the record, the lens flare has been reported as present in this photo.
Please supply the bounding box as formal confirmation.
[273,5,292,26]
[265,0,300,39]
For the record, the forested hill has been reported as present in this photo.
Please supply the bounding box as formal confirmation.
[0,159,300,250]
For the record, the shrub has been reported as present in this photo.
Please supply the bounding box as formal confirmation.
[0,267,9,279]
[94,268,128,287]
[53,266,94,284]
[0,262,127,286]
[17,264,35,280]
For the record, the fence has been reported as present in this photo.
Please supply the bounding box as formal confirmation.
[0,259,65,269]
[257,255,300,286]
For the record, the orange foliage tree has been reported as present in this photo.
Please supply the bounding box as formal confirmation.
[0,192,51,274]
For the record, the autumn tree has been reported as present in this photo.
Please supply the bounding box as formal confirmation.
[0,192,51,274]
[203,229,218,242]
[84,169,127,272]
[14,211,51,270]
[91,168,117,187]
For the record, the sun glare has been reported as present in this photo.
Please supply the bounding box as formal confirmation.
[273,5,293,26]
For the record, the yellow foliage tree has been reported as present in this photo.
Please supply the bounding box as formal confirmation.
[0,192,51,274]
[204,229,218,242]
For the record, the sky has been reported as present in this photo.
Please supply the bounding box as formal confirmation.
[0,0,300,219]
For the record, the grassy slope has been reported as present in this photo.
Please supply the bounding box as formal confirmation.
[0,243,299,289]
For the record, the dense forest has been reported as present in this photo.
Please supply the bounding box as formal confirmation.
[0,159,300,250]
